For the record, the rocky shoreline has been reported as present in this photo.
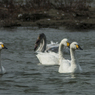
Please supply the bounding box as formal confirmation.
[1,7,95,30]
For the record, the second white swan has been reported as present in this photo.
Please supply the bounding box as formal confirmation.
[59,42,83,73]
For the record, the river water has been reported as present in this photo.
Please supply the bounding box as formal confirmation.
[0,27,95,95]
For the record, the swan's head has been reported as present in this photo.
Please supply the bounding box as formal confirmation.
[34,33,46,51]
[0,42,7,50]
[70,42,83,50]
[60,38,70,47]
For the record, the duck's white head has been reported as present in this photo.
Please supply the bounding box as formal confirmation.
[0,42,7,50]
[60,38,70,47]
[70,42,83,50]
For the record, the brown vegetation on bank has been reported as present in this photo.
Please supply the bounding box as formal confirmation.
[0,0,95,30]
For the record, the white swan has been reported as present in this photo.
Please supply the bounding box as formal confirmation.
[0,42,7,74]
[35,38,70,65]
[58,42,83,73]
[34,33,69,53]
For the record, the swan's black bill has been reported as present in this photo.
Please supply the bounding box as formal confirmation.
[78,45,83,50]
[3,46,7,49]
[1,44,7,49]
[76,45,83,50]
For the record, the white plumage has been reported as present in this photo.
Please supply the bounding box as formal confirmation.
[36,38,70,65]
[59,42,83,73]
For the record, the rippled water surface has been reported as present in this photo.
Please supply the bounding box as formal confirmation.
[0,27,95,95]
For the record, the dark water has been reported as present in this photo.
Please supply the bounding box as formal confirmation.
[0,27,95,95]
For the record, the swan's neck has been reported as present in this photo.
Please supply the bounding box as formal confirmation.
[70,48,77,66]
[42,38,46,52]
[59,43,65,61]
[38,37,46,52]
[41,38,46,52]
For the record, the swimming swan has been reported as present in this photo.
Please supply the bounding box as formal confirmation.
[58,42,83,73]
[0,42,7,74]
[34,33,69,53]
[35,38,70,65]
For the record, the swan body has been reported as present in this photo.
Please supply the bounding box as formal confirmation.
[59,42,83,73]
[36,38,70,65]
[36,51,59,65]
[0,42,7,74]
[46,41,59,52]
